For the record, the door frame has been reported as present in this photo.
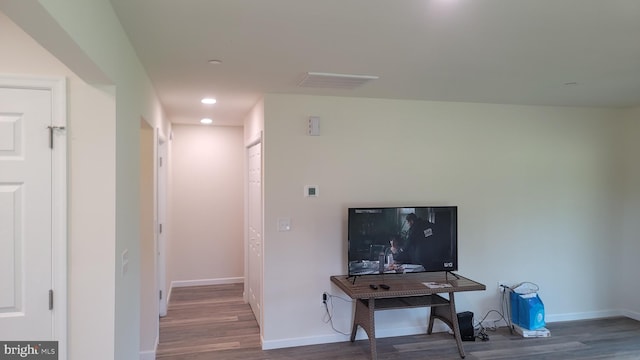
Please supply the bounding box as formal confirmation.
[157,130,167,317]
[0,75,68,358]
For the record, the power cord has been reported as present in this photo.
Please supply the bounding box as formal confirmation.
[476,280,541,339]
[474,299,514,341]
[321,292,352,336]
[501,285,514,333]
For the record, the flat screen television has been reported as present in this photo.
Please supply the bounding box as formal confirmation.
[348,206,458,276]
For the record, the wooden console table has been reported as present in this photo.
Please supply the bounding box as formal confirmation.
[330,272,485,360]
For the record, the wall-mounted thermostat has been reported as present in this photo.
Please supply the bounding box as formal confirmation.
[305,185,319,197]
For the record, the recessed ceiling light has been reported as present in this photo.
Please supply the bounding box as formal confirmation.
[201,98,217,104]
[200,118,213,125]
[207,59,222,65]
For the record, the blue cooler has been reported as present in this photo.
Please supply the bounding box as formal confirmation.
[509,291,521,326]
[511,292,545,330]
[518,294,545,330]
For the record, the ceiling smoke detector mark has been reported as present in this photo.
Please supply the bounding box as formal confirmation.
[298,72,379,89]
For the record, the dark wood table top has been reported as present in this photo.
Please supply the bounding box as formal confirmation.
[330,272,486,300]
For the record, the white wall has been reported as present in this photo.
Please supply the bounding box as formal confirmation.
[0,10,116,360]
[30,2,169,358]
[169,125,245,285]
[619,106,640,320]
[261,94,627,348]
[1,1,169,359]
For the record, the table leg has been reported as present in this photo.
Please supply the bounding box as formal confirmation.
[350,298,378,360]
[426,294,466,359]
[427,310,435,334]
[448,292,466,359]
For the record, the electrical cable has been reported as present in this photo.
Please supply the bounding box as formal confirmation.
[473,290,516,340]
[321,292,352,336]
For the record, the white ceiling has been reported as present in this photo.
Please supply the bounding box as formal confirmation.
[109,0,640,126]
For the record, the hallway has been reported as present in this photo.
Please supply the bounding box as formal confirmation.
[156,284,261,358]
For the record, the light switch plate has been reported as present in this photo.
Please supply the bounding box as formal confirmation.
[277,217,291,232]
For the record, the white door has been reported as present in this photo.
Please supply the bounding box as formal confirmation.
[247,142,263,326]
[0,86,54,339]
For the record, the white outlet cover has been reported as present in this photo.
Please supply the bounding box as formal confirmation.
[277,217,291,232]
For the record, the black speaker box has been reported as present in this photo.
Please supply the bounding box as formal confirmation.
[457,311,475,341]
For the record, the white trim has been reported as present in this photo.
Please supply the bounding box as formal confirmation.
[261,309,640,350]
[139,350,156,360]
[620,309,640,322]
[482,309,625,328]
[478,309,626,327]
[169,278,244,305]
[245,131,262,148]
[139,335,158,360]
[261,334,345,351]
[51,77,68,360]
[170,277,244,288]
[156,130,168,317]
[545,309,622,323]
[262,324,450,350]
[0,76,68,360]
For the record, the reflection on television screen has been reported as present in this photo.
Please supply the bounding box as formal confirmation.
[347,206,458,277]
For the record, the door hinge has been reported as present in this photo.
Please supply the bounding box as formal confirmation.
[159,223,163,234]
[159,290,163,300]
[47,126,66,149]
[159,156,163,167]
[49,289,54,310]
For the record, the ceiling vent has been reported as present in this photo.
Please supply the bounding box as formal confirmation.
[298,72,379,89]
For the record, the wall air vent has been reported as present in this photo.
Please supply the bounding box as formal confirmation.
[298,72,379,89]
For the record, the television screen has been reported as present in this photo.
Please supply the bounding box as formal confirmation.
[347,206,458,276]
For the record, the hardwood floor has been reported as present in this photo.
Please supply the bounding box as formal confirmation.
[157,284,640,359]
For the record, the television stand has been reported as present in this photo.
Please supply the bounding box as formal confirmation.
[330,272,485,360]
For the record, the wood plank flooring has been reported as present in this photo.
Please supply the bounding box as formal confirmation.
[157,284,640,359]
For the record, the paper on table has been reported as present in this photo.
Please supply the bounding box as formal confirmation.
[423,282,453,289]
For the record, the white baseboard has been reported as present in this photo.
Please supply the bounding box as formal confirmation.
[621,309,640,321]
[166,277,244,306]
[476,309,630,327]
[545,309,622,323]
[170,277,244,289]
[167,278,244,305]
[480,309,625,328]
[139,335,159,360]
[262,323,450,350]
[262,333,346,350]
[261,309,640,351]
[139,350,155,360]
